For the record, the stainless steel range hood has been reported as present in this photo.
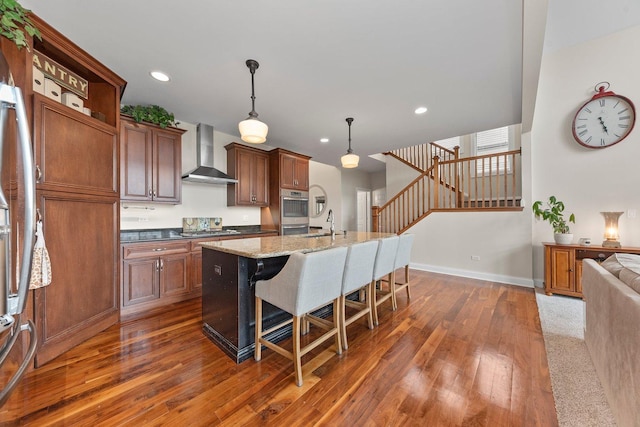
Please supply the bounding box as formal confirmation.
[182,123,238,184]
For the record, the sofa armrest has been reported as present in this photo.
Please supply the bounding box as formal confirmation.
[582,258,640,427]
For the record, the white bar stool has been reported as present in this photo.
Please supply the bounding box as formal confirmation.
[371,235,400,326]
[340,240,379,350]
[254,246,348,387]
[392,234,415,310]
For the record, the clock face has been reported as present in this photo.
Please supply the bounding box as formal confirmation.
[572,95,636,148]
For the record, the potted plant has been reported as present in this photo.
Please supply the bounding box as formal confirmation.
[0,0,41,51]
[120,104,177,128]
[532,196,576,245]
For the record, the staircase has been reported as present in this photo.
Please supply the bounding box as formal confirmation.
[372,142,522,234]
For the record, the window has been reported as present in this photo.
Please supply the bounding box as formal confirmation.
[473,126,512,174]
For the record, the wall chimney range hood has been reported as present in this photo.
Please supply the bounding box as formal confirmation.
[182,123,238,184]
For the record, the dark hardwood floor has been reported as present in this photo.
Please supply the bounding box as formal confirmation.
[1,271,557,426]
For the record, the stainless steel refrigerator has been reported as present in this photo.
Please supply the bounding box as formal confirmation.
[0,49,36,406]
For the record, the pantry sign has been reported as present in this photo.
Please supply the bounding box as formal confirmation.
[33,50,88,99]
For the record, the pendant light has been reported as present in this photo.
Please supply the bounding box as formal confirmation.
[238,59,268,143]
[341,117,359,168]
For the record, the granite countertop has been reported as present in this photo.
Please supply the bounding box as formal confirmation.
[201,231,396,259]
[120,226,276,243]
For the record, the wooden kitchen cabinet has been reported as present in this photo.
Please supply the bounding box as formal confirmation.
[120,116,186,204]
[543,242,640,298]
[225,142,269,206]
[121,241,190,316]
[274,149,310,190]
[27,17,126,367]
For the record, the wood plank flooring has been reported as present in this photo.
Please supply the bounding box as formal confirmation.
[0,271,557,426]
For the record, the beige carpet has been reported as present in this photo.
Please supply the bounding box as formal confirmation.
[535,288,616,426]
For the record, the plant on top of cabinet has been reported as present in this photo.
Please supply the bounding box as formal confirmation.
[0,0,41,50]
[121,104,177,128]
[532,195,576,245]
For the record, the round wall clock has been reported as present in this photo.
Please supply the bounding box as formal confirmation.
[571,82,636,149]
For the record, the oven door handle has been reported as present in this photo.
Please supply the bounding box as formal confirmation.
[282,197,309,202]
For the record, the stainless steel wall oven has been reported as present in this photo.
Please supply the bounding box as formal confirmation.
[280,189,309,235]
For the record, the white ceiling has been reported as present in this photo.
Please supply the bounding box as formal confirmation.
[20,0,640,172]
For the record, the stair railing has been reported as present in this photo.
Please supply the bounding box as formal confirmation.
[373,147,522,234]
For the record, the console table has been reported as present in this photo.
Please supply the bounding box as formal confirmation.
[543,242,640,298]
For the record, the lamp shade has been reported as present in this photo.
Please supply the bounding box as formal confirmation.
[239,118,268,143]
[341,152,359,168]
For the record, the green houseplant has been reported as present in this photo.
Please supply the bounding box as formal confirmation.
[0,0,41,51]
[120,104,177,128]
[532,196,576,244]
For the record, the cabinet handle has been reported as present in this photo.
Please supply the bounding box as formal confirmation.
[160,259,164,271]
[35,165,42,183]
[153,247,167,251]
[148,188,153,197]
[155,260,160,271]
[153,191,157,198]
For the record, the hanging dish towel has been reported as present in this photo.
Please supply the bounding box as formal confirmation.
[29,220,52,289]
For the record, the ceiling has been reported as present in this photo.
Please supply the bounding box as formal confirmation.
[20,1,640,172]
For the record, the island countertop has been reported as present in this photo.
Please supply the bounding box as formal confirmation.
[200,231,395,258]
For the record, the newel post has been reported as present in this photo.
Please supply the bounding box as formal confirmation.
[454,146,461,207]
[433,155,440,209]
[371,205,380,232]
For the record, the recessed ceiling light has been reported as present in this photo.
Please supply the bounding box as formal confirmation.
[415,106,428,115]
[150,71,170,82]
[320,138,329,143]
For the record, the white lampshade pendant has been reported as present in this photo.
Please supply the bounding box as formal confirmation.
[341,117,359,168]
[239,118,268,143]
[341,152,359,168]
[239,59,268,144]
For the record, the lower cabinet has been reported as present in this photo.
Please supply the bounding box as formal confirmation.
[121,241,190,317]
[543,242,640,298]
[121,232,279,317]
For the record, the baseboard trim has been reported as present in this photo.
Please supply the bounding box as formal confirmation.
[410,262,535,288]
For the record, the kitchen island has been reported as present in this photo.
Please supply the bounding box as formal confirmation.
[201,231,394,362]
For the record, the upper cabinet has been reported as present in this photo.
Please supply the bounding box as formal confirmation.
[33,94,118,196]
[120,117,186,204]
[271,149,310,191]
[225,142,269,207]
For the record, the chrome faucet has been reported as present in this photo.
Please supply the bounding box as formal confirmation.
[326,209,335,239]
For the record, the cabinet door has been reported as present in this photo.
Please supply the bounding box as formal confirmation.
[34,95,119,196]
[120,120,153,201]
[153,129,182,203]
[550,248,575,292]
[253,151,269,205]
[123,258,160,306]
[191,251,203,291]
[236,148,256,205]
[294,158,309,190]
[161,253,190,296]
[280,154,297,189]
[34,193,119,367]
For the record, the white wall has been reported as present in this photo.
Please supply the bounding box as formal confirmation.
[387,150,533,286]
[121,121,261,230]
[531,25,640,282]
[341,169,372,231]
[308,160,342,230]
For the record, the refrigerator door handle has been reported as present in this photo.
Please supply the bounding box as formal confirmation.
[13,86,36,315]
[0,84,36,316]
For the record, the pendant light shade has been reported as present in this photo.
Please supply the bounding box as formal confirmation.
[341,117,359,168]
[238,118,268,143]
[239,59,268,143]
